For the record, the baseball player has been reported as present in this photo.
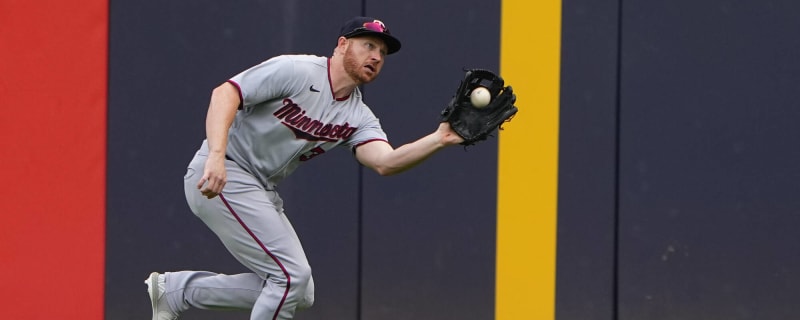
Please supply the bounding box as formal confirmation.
[145,16,466,320]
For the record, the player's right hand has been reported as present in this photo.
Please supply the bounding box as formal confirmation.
[198,155,227,199]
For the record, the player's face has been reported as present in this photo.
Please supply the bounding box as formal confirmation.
[343,36,387,84]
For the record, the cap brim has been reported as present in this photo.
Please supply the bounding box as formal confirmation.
[345,30,402,55]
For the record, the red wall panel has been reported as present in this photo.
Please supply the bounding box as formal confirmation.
[0,1,107,318]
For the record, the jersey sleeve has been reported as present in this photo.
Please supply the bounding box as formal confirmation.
[228,56,296,108]
[345,106,389,149]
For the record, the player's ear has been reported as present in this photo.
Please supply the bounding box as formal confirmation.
[336,37,349,52]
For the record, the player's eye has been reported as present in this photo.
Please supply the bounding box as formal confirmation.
[364,42,386,57]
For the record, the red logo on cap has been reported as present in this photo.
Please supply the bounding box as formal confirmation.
[362,20,387,33]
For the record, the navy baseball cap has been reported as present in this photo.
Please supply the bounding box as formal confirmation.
[339,16,402,54]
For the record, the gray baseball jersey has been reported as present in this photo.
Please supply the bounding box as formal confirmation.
[224,54,388,189]
[162,55,390,319]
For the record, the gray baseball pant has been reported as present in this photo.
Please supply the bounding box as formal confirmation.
[162,147,314,320]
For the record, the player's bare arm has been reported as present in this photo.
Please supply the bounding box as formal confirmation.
[198,81,240,199]
[355,122,464,176]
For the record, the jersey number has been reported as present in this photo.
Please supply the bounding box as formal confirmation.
[299,147,325,162]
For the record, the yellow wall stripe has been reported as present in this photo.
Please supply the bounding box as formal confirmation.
[496,0,561,319]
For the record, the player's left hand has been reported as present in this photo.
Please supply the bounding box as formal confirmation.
[437,122,465,146]
[440,68,518,146]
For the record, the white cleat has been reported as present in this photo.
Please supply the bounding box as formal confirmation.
[145,272,179,320]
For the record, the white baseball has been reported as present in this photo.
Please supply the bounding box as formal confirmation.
[470,87,491,108]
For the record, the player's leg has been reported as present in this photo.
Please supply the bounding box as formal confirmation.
[162,271,263,309]
[173,152,313,319]
[208,188,314,319]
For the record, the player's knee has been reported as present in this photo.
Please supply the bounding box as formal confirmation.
[290,265,314,308]
[297,289,314,309]
[290,265,312,292]
[297,273,315,309]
